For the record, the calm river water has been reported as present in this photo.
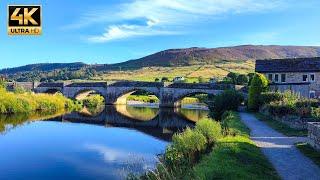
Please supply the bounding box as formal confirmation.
[0,105,208,179]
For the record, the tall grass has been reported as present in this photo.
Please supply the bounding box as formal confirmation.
[0,88,81,114]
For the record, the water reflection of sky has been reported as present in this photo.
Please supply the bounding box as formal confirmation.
[0,121,167,179]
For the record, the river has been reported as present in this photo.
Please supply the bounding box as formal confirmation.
[0,105,208,179]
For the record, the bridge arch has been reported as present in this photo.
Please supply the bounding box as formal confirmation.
[106,86,161,105]
[173,90,214,107]
[74,89,106,100]
[44,88,62,94]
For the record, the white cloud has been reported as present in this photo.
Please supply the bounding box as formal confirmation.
[87,24,180,43]
[65,0,285,43]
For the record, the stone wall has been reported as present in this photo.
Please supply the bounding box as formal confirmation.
[307,122,320,151]
[260,110,309,130]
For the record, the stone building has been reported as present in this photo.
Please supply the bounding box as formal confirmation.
[255,57,320,98]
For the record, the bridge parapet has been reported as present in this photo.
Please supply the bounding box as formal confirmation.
[65,82,108,88]
[107,81,164,88]
[166,83,234,90]
[38,82,64,88]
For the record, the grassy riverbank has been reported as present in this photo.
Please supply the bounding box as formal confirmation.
[0,88,81,114]
[139,111,279,179]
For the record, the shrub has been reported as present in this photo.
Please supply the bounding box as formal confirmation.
[311,108,320,121]
[165,128,207,166]
[236,74,249,85]
[0,88,80,114]
[195,119,222,146]
[248,73,268,111]
[221,111,250,136]
[266,102,296,117]
[83,94,105,108]
[259,92,284,106]
[210,89,244,120]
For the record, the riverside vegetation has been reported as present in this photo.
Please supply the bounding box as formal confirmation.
[0,82,82,114]
[135,111,279,180]
[247,73,320,136]
[131,87,279,179]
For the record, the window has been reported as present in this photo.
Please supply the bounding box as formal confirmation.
[281,74,286,83]
[274,74,279,82]
[267,74,273,82]
[310,91,316,98]
[303,74,308,82]
[310,74,315,82]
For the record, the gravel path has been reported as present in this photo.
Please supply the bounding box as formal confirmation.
[239,112,320,180]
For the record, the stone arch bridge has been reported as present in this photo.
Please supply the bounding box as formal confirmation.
[7,81,233,107]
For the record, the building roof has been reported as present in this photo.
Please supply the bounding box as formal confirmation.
[255,57,320,73]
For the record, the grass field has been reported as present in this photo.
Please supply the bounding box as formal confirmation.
[91,60,254,82]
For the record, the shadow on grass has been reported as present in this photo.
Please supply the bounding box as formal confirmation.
[192,136,280,180]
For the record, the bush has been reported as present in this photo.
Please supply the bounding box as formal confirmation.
[221,111,250,136]
[195,119,222,146]
[266,102,296,117]
[311,107,320,121]
[0,88,80,114]
[83,94,105,108]
[165,128,207,166]
[259,92,284,106]
[248,73,268,111]
[236,74,249,85]
[210,89,244,120]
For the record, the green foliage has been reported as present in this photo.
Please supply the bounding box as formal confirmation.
[161,77,169,82]
[127,95,159,103]
[165,128,207,167]
[227,72,239,84]
[154,78,160,82]
[247,73,255,86]
[195,119,222,145]
[259,92,284,106]
[311,107,320,121]
[210,89,244,120]
[141,112,279,180]
[192,136,279,180]
[248,73,268,111]
[221,111,250,137]
[236,74,249,85]
[261,90,319,118]
[83,94,105,108]
[0,89,80,114]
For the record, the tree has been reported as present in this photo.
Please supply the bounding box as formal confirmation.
[247,73,255,86]
[210,89,244,120]
[236,74,249,85]
[248,73,268,111]
[155,78,160,82]
[161,77,169,82]
[227,72,239,84]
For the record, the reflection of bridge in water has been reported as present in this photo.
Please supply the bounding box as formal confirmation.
[51,106,201,142]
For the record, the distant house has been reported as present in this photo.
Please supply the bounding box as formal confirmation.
[173,76,185,83]
[255,57,320,98]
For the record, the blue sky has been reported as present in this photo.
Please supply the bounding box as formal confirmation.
[1,0,320,68]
